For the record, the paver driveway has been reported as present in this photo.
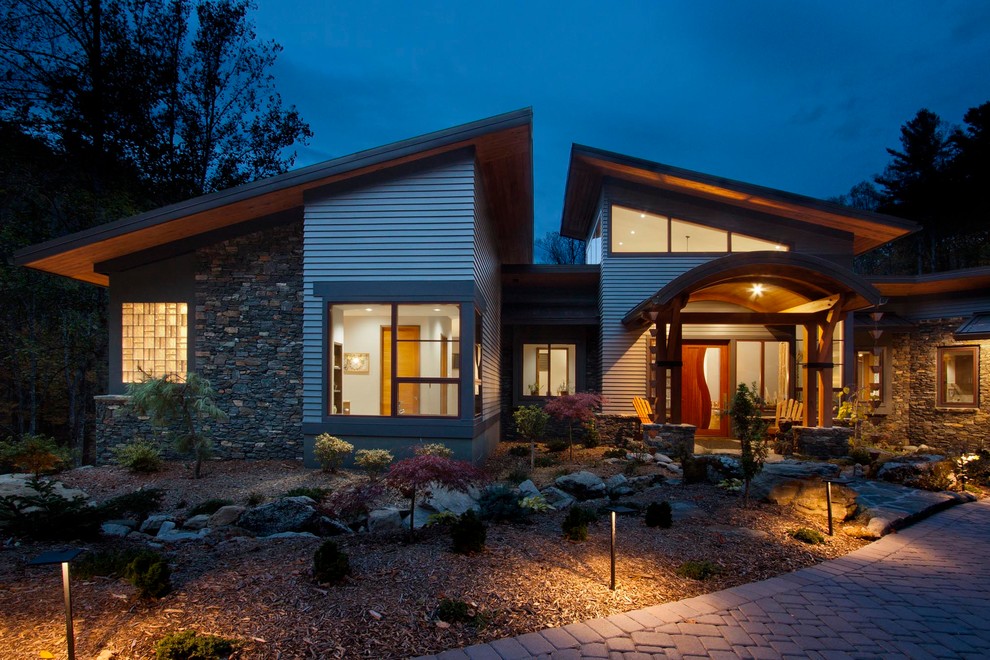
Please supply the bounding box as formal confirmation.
[418,499,990,659]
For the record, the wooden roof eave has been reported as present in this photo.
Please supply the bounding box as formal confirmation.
[15,108,534,285]
[560,146,919,254]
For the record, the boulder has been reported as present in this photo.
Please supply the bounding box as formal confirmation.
[140,514,173,535]
[518,480,541,498]
[625,453,654,462]
[101,522,131,538]
[183,514,211,530]
[554,471,606,500]
[316,516,354,536]
[207,505,246,528]
[655,453,674,465]
[237,498,318,535]
[262,531,317,540]
[425,486,479,515]
[749,460,854,519]
[367,507,405,534]
[540,486,576,509]
[0,473,89,503]
[605,474,634,497]
[876,454,954,490]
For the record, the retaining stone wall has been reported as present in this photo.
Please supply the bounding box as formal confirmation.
[792,425,853,459]
[642,423,696,456]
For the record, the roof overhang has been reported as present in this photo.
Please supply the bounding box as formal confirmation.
[15,109,534,286]
[561,145,919,255]
[623,251,885,328]
[955,312,990,340]
[870,266,990,297]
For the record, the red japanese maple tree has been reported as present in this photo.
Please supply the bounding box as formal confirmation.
[385,453,486,537]
[543,392,605,461]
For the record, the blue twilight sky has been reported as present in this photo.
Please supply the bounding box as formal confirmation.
[252,1,990,241]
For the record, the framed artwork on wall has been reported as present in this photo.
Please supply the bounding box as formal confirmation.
[343,352,370,374]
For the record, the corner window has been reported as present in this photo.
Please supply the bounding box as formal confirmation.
[522,343,577,397]
[938,346,979,407]
[328,303,460,417]
[121,302,188,383]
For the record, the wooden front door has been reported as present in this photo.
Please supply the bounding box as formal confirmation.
[381,326,420,415]
[682,342,730,436]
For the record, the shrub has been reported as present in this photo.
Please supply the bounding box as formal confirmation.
[544,438,569,453]
[681,455,708,484]
[125,550,171,598]
[561,505,597,541]
[0,434,71,476]
[113,440,164,473]
[450,509,486,554]
[313,540,351,584]
[602,448,627,459]
[791,527,826,545]
[544,392,605,461]
[284,486,332,502]
[154,630,235,660]
[644,501,673,529]
[74,548,146,579]
[513,405,550,469]
[504,467,530,484]
[325,482,384,523]
[188,498,233,517]
[436,598,475,623]
[245,491,265,506]
[385,454,485,537]
[726,383,769,504]
[848,447,872,466]
[0,476,102,541]
[415,443,454,458]
[583,418,601,448]
[507,445,529,458]
[533,455,559,468]
[100,488,165,520]
[426,511,459,527]
[520,494,554,513]
[313,434,353,473]
[355,449,393,480]
[676,560,720,580]
[479,485,526,523]
[127,373,226,479]
[915,461,955,491]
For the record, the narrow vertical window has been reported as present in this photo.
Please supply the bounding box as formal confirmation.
[938,346,979,407]
[474,310,483,416]
[121,302,188,382]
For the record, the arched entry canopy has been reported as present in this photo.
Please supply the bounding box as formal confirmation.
[623,252,886,429]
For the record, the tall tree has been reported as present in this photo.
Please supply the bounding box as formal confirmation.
[536,231,585,264]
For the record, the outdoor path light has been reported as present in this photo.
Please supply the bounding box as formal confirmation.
[605,506,637,590]
[29,548,84,660]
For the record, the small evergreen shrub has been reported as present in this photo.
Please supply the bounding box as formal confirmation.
[681,455,708,484]
[313,540,351,585]
[154,630,235,660]
[791,527,826,545]
[0,476,102,541]
[415,443,454,458]
[436,598,474,623]
[504,467,530,485]
[507,445,529,458]
[450,509,486,554]
[187,498,233,517]
[113,440,164,473]
[676,560,720,581]
[425,511,459,527]
[644,501,673,529]
[479,485,526,523]
[284,486,332,502]
[100,488,165,520]
[533,455,559,468]
[848,447,872,466]
[545,438,569,453]
[582,418,601,448]
[354,449,394,479]
[602,448,627,459]
[245,491,265,506]
[74,548,146,579]
[125,550,171,599]
[561,505,597,541]
[0,434,71,476]
[313,434,353,473]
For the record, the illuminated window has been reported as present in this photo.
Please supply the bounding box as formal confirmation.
[121,302,188,383]
[522,343,577,397]
[938,346,979,407]
[610,204,789,255]
[856,349,884,404]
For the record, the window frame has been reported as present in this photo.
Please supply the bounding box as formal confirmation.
[521,342,579,398]
[937,345,980,409]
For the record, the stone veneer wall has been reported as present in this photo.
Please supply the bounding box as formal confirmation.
[95,221,305,463]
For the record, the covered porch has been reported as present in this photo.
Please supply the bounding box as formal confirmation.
[623,252,885,431]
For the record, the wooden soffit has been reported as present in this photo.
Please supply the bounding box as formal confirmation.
[870,266,990,297]
[15,109,534,286]
[560,146,919,255]
[623,252,885,328]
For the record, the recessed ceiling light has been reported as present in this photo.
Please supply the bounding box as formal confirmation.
[751,284,765,296]
[365,307,373,312]
[639,213,645,218]
[433,308,442,312]
[618,241,624,246]
[630,230,636,235]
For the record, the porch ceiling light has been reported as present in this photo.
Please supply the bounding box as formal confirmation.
[751,283,765,296]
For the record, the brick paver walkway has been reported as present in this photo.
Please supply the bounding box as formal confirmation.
[418,500,990,659]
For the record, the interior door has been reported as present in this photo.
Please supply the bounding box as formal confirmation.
[381,326,420,415]
[682,342,730,436]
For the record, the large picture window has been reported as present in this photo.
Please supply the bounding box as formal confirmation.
[121,302,188,383]
[329,304,460,417]
[522,343,577,397]
[938,346,979,407]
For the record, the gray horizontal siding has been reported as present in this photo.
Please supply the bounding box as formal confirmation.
[600,255,713,414]
[892,294,990,322]
[302,155,477,425]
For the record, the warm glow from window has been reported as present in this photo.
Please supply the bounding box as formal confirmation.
[121,302,188,383]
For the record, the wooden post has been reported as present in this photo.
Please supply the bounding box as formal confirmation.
[802,323,818,427]
[653,313,668,424]
[668,299,684,424]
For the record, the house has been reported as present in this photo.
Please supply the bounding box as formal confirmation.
[14,109,990,464]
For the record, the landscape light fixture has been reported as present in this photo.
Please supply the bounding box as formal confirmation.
[29,548,84,660]
[605,505,637,590]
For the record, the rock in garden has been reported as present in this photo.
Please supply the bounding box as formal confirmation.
[316,516,354,536]
[518,480,541,498]
[876,454,954,490]
[748,460,854,517]
[555,471,607,500]
[100,522,132,538]
[184,514,211,530]
[237,498,319,535]
[0,474,89,502]
[655,453,674,464]
[540,486,575,509]
[605,474,634,497]
[262,531,317,539]
[207,505,246,528]
[140,514,173,534]
[367,507,405,534]
[425,486,479,515]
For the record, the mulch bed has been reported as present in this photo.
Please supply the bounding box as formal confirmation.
[0,448,868,659]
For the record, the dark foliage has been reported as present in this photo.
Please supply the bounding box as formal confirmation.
[74,548,146,579]
[449,509,487,554]
[313,540,351,585]
[284,487,332,502]
[644,501,673,529]
[324,482,384,524]
[154,630,236,660]
[791,527,826,545]
[535,231,585,265]
[676,560,720,580]
[436,598,476,624]
[0,476,102,541]
[507,445,530,458]
[561,505,598,541]
[478,485,526,523]
[100,488,165,520]
[125,550,172,599]
[113,440,164,473]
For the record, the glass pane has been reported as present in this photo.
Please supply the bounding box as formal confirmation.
[765,342,788,404]
[737,341,762,396]
[611,205,667,253]
[396,382,458,417]
[395,304,459,376]
[942,350,976,404]
[121,301,188,383]
[522,343,576,396]
[671,219,727,252]
[731,234,788,252]
[332,304,391,416]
